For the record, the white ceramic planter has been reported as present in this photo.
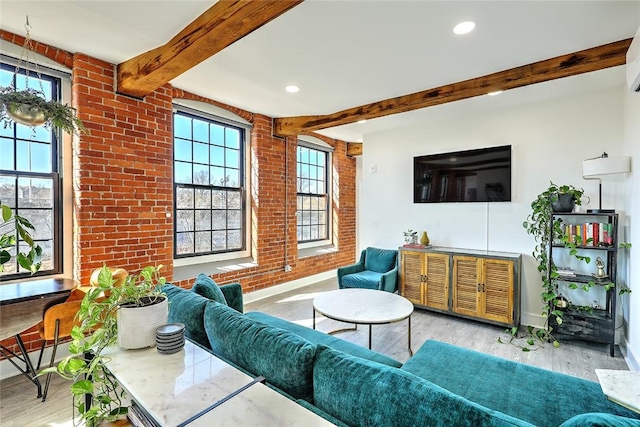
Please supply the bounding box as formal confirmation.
[117,297,168,349]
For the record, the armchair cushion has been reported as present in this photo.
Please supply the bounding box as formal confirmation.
[192,273,227,306]
[364,247,397,274]
[340,270,383,290]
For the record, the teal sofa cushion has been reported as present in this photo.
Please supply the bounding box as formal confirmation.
[161,284,210,349]
[313,346,532,427]
[246,311,401,368]
[560,413,640,427]
[204,302,317,402]
[364,247,397,273]
[402,341,640,427]
[219,283,244,313]
[192,273,227,305]
[340,270,383,289]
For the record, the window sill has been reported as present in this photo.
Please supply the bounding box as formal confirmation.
[173,256,257,281]
[298,244,338,259]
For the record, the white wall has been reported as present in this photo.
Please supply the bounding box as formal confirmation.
[623,87,640,371]
[359,87,627,328]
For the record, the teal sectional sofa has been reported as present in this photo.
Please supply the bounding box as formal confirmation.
[161,280,640,427]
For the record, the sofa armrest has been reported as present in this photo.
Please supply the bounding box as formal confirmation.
[337,263,365,287]
[379,267,398,293]
[220,283,244,313]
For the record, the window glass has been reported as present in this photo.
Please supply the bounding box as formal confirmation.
[173,110,245,257]
[296,145,329,243]
[0,63,61,278]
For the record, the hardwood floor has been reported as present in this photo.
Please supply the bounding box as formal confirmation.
[0,278,628,427]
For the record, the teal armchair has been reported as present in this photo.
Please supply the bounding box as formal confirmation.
[337,247,398,293]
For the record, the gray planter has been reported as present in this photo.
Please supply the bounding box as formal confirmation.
[551,194,575,213]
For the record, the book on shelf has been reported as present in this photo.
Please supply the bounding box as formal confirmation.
[562,222,613,247]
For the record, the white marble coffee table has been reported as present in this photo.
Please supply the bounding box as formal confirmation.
[595,369,640,414]
[104,340,336,426]
[313,288,414,355]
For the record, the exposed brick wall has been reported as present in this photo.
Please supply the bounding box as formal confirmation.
[0,30,74,69]
[71,53,174,283]
[0,36,358,360]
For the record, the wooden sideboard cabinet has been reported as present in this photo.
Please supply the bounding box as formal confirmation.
[400,251,449,310]
[399,247,521,327]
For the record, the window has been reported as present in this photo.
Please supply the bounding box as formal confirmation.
[296,144,330,243]
[173,109,245,258]
[0,62,62,279]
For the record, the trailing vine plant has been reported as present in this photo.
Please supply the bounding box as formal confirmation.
[505,183,585,350]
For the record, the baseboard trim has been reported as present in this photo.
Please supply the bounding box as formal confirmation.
[243,270,336,305]
[620,335,639,371]
[520,311,546,330]
[0,342,71,381]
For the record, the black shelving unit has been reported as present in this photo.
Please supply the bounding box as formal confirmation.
[547,212,618,357]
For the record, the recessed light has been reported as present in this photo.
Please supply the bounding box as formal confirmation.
[285,85,299,93]
[357,119,367,124]
[487,91,503,96]
[453,21,476,35]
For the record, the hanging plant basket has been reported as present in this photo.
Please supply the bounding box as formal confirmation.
[0,87,86,135]
[5,101,46,127]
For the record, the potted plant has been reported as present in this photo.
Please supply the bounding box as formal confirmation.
[0,201,42,274]
[0,85,86,135]
[47,265,167,426]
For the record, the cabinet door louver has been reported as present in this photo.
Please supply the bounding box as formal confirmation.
[483,259,514,324]
[401,251,423,305]
[424,254,449,310]
[453,256,480,316]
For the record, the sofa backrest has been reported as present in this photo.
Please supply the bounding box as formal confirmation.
[204,301,317,402]
[313,345,533,427]
[162,284,211,349]
[364,247,397,273]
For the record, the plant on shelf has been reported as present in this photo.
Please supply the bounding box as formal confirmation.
[403,229,418,244]
[45,265,167,426]
[0,201,42,274]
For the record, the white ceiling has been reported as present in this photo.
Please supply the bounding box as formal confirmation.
[1,1,639,142]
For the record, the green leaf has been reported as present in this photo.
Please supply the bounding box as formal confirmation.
[522,347,531,352]
[497,337,503,343]
[71,379,93,395]
[1,204,11,222]
[527,339,535,346]
[553,341,560,348]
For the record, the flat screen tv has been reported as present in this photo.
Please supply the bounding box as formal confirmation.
[414,145,511,203]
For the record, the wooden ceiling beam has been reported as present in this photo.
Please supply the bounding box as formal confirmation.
[274,38,631,136]
[117,0,303,98]
[346,142,363,157]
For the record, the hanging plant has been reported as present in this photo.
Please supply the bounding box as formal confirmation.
[0,86,86,135]
[0,17,86,136]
